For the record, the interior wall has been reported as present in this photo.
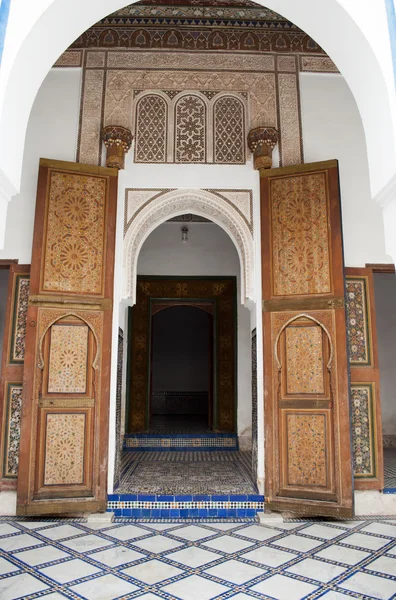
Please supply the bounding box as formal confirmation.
[300,72,391,268]
[136,221,252,446]
[0,270,9,365]
[373,272,396,436]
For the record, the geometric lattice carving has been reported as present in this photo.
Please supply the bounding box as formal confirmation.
[351,384,375,478]
[48,324,89,394]
[135,95,167,163]
[345,278,371,365]
[286,413,327,487]
[44,413,86,485]
[271,173,331,296]
[175,95,206,163]
[42,172,107,295]
[285,326,324,395]
[214,96,245,164]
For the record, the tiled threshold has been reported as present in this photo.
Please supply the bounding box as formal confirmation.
[107,494,264,519]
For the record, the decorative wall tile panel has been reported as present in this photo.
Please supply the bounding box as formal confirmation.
[214,96,245,164]
[285,326,324,395]
[277,73,303,166]
[10,275,30,363]
[286,413,327,487]
[77,69,104,165]
[3,385,23,478]
[271,172,331,296]
[48,324,89,394]
[175,95,206,163]
[134,95,167,163]
[44,413,86,485]
[351,384,375,477]
[43,171,107,295]
[345,278,371,365]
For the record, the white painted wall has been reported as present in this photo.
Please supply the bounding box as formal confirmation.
[0,68,81,263]
[300,73,392,267]
[135,222,253,447]
[373,272,396,436]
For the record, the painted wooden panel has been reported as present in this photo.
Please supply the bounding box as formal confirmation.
[261,160,353,518]
[0,266,30,483]
[346,269,383,490]
[16,159,118,516]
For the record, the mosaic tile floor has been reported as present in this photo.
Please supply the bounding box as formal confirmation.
[117,451,256,495]
[1,517,396,599]
[384,448,396,489]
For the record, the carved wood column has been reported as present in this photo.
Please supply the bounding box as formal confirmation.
[248,127,278,171]
[102,126,133,170]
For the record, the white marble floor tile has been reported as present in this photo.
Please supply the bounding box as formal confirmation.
[0,524,20,536]
[317,592,355,599]
[123,559,183,584]
[361,522,396,537]
[299,524,347,540]
[38,524,83,541]
[271,534,323,553]
[204,522,242,531]
[90,546,145,567]
[143,523,181,531]
[161,574,230,600]
[228,595,261,600]
[241,546,297,568]
[60,534,114,552]
[16,521,56,530]
[134,595,164,600]
[82,522,117,531]
[170,525,217,541]
[203,534,254,554]
[340,532,391,550]
[366,555,396,576]
[132,534,184,554]
[235,525,281,542]
[204,558,265,584]
[250,573,318,599]
[0,556,19,575]
[339,571,396,599]
[40,594,70,599]
[40,558,101,583]
[166,546,221,568]
[286,557,346,583]
[71,574,139,600]
[0,533,43,551]
[15,545,70,566]
[323,521,364,529]
[103,524,148,541]
[315,544,370,565]
[266,522,306,530]
[0,572,49,600]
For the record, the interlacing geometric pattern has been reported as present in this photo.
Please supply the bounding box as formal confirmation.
[214,96,245,164]
[175,95,206,163]
[134,95,167,163]
[1,518,396,599]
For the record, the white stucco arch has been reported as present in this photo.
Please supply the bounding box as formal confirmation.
[122,188,254,306]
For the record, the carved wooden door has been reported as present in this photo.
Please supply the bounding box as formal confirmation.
[17,159,118,516]
[261,160,353,518]
[346,268,383,490]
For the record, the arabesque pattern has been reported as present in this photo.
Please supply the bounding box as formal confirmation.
[44,413,86,485]
[214,96,245,164]
[175,95,206,162]
[285,326,324,395]
[43,172,107,295]
[271,173,331,296]
[286,413,327,487]
[351,384,374,477]
[48,324,89,394]
[3,385,23,477]
[345,278,371,365]
[135,95,167,163]
[10,276,30,362]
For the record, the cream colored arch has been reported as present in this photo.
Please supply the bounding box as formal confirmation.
[122,188,254,306]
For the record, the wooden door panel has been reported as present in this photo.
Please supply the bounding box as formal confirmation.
[346,268,383,490]
[261,160,353,518]
[0,266,30,484]
[17,159,117,516]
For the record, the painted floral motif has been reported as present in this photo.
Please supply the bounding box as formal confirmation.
[287,413,327,487]
[345,278,370,365]
[351,384,374,477]
[285,326,324,395]
[43,172,106,295]
[44,413,86,485]
[48,324,89,393]
[4,385,23,477]
[271,173,331,296]
[11,276,30,362]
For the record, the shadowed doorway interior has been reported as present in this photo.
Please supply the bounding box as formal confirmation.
[150,303,213,433]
